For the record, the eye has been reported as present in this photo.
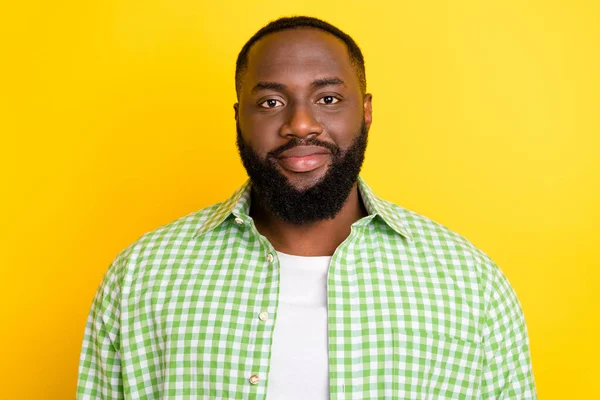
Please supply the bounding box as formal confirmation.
[317,96,340,105]
[259,99,284,108]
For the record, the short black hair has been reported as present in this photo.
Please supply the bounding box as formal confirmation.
[235,16,366,99]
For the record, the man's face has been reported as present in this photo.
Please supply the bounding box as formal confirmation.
[234,28,372,223]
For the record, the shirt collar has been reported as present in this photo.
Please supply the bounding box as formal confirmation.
[193,176,412,241]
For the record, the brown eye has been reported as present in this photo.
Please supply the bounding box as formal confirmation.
[317,96,340,105]
[259,99,284,108]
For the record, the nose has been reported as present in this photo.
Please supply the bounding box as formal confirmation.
[279,104,324,139]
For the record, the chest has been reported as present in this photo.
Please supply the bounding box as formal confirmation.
[120,237,484,399]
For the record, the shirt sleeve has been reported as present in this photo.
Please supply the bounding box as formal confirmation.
[77,253,126,399]
[480,265,537,399]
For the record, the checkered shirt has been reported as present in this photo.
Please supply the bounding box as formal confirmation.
[77,176,536,399]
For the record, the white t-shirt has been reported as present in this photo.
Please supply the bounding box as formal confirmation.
[265,251,332,400]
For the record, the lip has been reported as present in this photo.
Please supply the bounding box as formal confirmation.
[276,146,331,173]
[277,145,331,159]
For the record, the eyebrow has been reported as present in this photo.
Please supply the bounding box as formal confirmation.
[252,81,286,93]
[251,77,346,93]
[311,77,346,89]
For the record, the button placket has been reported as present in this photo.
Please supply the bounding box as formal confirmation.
[247,241,277,391]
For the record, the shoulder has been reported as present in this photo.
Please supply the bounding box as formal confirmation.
[137,202,221,246]
[107,202,223,274]
[384,200,526,329]
[382,199,506,286]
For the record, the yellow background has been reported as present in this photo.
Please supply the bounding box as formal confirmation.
[1,1,598,398]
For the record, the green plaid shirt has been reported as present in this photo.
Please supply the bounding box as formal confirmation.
[77,177,536,399]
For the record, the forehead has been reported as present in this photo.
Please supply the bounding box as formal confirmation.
[243,28,359,91]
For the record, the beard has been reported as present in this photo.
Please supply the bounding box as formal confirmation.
[236,120,368,225]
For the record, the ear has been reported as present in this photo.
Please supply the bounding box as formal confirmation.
[233,103,239,121]
[363,93,373,129]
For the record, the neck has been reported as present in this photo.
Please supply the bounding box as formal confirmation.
[249,183,368,257]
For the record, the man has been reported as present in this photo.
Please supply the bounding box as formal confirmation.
[77,16,536,399]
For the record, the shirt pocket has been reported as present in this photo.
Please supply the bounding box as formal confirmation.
[392,328,482,400]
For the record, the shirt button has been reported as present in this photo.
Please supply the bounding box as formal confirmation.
[249,374,260,385]
[234,217,244,225]
[258,312,268,321]
[266,253,274,263]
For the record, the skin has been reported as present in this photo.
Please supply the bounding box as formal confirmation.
[234,28,373,256]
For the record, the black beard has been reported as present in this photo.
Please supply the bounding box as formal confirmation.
[236,121,368,224]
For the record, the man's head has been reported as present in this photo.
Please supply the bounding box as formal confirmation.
[234,16,372,224]
[235,16,367,98]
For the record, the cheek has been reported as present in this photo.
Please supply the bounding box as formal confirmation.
[317,100,364,144]
[322,117,363,148]
[239,120,281,157]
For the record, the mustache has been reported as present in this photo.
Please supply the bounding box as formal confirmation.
[267,137,341,159]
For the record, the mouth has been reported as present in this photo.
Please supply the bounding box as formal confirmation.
[275,145,332,173]
[277,154,331,173]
